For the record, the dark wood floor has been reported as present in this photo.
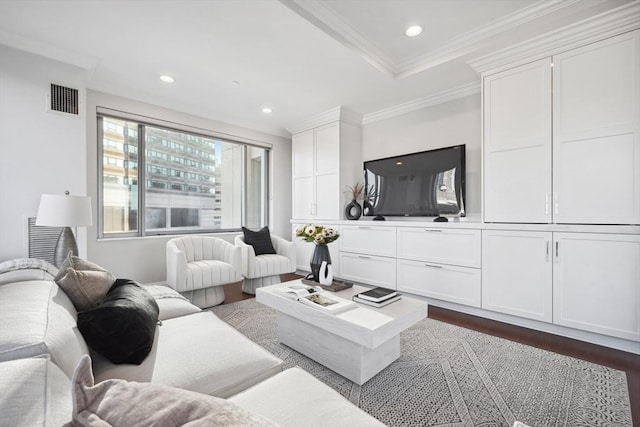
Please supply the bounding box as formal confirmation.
[222,278,640,425]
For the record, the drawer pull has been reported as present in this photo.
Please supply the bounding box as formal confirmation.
[357,226,371,229]
[358,255,371,259]
[424,229,442,232]
[424,264,443,269]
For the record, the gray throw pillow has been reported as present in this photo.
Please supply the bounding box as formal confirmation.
[54,252,116,312]
[70,355,280,427]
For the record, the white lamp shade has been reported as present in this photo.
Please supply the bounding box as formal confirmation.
[36,194,93,227]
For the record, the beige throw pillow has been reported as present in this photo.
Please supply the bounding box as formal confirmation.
[54,253,116,312]
[70,355,280,427]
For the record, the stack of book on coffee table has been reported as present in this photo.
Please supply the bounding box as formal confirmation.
[352,287,401,308]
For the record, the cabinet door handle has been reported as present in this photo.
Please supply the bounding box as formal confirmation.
[545,241,550,262]
[553,193,558,215]
[555,241,559,263]
[424,229,442,232]
[424,264,443,269]
[545,194,550,215]
[358,255,371,259]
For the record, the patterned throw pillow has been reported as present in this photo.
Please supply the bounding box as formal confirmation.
[70,355,280,426]
[54,252,116,312]
[242,226,276,256]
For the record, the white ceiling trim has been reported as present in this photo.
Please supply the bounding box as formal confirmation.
[468,1,640,74]
[0,29,99,70]
[362,81,480,125]
[281,0,583,79]
[286,106,363,135]
[278,0,397,76]
[394,0,585,79]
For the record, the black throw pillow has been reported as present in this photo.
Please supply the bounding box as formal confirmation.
[242,226,277,256]
[77,279,160,365]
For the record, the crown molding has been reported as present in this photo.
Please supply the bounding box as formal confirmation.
[280,0,582,79]
[394,0,584,79]
[278,0,397,76]
[468,1,640,74]
[286,106,363,135]
[362,81,480,125]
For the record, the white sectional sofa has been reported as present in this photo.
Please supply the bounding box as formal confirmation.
[0,260,384,426]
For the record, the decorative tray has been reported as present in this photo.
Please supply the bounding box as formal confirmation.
[301,278,354,292]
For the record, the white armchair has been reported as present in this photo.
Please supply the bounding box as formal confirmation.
[234,234,296,294]
[166,236,242,308]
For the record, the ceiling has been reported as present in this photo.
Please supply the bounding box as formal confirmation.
[0,0,634,137]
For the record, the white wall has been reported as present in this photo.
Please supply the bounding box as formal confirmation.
[0,45,88,262]
[361,94,481,216]
[86,91,291,283]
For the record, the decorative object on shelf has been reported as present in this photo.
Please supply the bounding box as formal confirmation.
[344,199,362,220]
[36,191,93,268]
[295,224,340,282]
[343,182,364,220]
[318,261,334,286]
[362,184,377,216]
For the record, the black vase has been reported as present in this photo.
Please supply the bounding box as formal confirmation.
[310,244,331,283]
[344,199,362,220]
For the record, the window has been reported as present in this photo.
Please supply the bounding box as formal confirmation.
[98,115,268,237]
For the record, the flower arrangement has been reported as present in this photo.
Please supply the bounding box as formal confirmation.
[295,224,340,245]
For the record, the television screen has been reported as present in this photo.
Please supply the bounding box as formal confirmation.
[363,145,465,217]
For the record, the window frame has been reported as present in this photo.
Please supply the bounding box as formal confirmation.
[97,112,270,239]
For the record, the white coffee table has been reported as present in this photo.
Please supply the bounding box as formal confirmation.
[256,280,428,385]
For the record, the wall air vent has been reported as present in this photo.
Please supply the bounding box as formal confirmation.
[48,83,81,116]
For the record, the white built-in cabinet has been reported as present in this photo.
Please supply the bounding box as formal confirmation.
[552,232,640,341]
[482,230,640,341]
[481,230,553,322]
[483,30,640,225]
[291,110,362,221]
[396,227,482,307]
[338,225,396,288]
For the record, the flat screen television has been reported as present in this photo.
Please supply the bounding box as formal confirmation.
[363,144,465,217]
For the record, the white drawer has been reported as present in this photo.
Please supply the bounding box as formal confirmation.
[397,227,481,268]
[340,225,396,257]
[397,259,481,307]
[338,252,396,289]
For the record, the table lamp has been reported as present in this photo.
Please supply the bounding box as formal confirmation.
[36,191,93,267]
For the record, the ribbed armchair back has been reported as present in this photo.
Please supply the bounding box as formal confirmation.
[167,236,234,263]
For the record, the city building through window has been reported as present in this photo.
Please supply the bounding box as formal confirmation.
[98,115,268,237]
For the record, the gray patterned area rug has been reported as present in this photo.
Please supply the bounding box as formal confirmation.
[210,299,632,427]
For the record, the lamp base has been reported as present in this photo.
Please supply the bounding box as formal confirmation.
[53,227,78,267]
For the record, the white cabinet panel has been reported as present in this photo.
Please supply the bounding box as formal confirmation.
[484,58,552,223]
[554,133,637,224]
[292,130,313,178]
[338,252,396,288]
[396,227,480,268]
[553,32,639,142]
[553,233,640,341]
[481,230,553,322]
[553,32,640,225]
[293,177,313,218]
[340,225,396,257]
[314,122,339,175]
[315,173,339,220]
[397,259,481,308]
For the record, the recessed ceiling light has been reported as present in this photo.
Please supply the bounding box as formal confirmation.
[396,161,403,165]
[405,25,422,37]
[262,107,273,114]
[160,75,175,83]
